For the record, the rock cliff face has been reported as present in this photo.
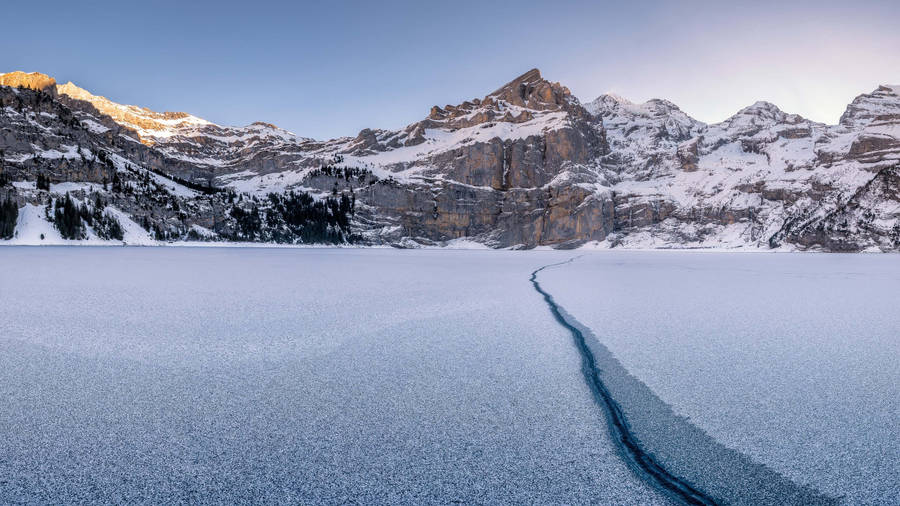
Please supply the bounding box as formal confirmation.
[0,69,898,250]
[0,71,57,92]
[309,69,611,247]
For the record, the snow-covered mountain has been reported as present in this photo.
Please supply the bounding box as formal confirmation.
[588,86,900,251]
[1,69,898,250]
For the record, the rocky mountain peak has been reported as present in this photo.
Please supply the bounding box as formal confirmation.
[731,101,789,119]
[644,98,685,114]
[55,81,93,101]
[603,93,632,104]
[586,93,703,149]
[714,101,810,138]
[588,93,691,121]
[585,93,632,117]
[0,71,57,93]
[487,68,573,110]
[53,80,211,144]
[425,68,579,131]
[494,67,543,89]
[839,84,900,129]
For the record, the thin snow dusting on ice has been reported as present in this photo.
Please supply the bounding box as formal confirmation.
[1,248,895,504]
[0,248,667,505]
[539,252,900,505]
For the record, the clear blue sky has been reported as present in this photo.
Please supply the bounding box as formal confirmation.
[3,0,898,138]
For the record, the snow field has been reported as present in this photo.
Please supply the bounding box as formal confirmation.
[0,248,667,504]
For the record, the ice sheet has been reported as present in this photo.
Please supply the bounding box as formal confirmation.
[539,251,900,505]
[0,247,666,504]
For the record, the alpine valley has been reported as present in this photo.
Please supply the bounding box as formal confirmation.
[1,69,898,251]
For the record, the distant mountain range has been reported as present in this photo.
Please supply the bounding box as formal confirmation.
[1,69,898,250]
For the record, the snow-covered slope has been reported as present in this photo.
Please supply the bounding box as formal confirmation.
[56,81,211,142]
[1,69,898,250]
[583,85,900,250]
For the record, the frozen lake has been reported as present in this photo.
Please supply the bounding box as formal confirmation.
[0,247,665,504]
[540,252,900,505]
[0,248,897,504]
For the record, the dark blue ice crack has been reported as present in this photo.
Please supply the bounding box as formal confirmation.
[530,258,841,506]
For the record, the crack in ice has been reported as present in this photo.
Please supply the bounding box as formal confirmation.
[531,257,717,505]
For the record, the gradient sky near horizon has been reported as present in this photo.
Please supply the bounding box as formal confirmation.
[3,0,898,138]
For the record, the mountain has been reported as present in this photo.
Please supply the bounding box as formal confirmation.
[1,69,898,250]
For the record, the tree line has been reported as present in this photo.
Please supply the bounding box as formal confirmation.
[220,189,357,244]
[51,193,123,240]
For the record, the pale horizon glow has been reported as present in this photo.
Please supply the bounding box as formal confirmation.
[1,0,897,138]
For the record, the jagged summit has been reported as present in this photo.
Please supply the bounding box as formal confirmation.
[727,100,789,122]
[54,80,304,143]
[603,92,632,103]
[54,80,210,143]
[491,68,543,92]
[585,94,628,117]
[55,81,98,101]
[839,84,900,128]
[712,101,812,137]
[488,68,546,100]
[488,68,574,110]
[587,93,690,119]
[0,73,213,144]
[425,68,579,131]
[732,100,789,116]
[1,72,296,146]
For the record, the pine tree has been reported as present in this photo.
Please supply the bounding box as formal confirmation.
[0,197,18,239]
[94,210,124,241]
[36,173,51,191]
[106,216,124,240]
[53,193,85,240]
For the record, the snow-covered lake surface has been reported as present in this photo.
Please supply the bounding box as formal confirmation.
[0,248,897,504]
[0,247,665,504]
[541,252,900,505]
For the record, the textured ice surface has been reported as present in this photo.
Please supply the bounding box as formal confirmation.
[0,247,667,504]
[540,252,900,505]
